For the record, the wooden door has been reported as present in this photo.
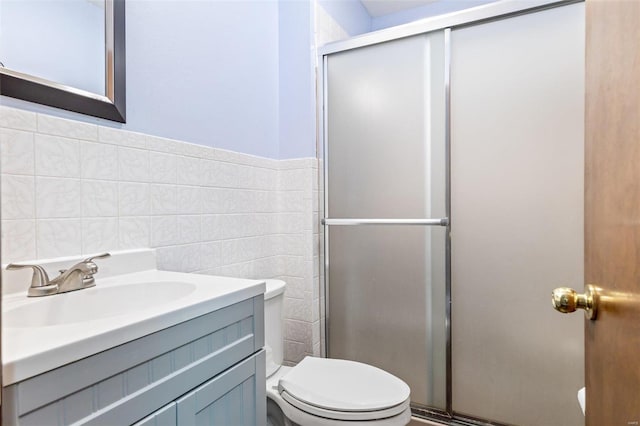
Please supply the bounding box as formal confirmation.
[585,0,640,423]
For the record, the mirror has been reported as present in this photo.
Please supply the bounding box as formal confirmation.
[0,0,126,122]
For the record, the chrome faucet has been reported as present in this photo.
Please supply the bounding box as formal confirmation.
[6,253,111,297]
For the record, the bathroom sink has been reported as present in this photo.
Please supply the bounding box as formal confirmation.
[2,249,266,385]
[4,281,196,327]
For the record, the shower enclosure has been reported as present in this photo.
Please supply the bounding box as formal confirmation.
[319,1,585,425]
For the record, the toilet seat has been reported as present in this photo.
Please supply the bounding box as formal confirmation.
[277,357,410,421]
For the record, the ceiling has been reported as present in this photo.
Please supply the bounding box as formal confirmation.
[360,0,441,17]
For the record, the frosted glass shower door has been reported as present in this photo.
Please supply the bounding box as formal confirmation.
[324,32,447,410]
[450,3,584,425]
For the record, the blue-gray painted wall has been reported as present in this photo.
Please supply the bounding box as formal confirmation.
[318,0,371,36]
[278,0,315,159]
[371,0,497,30]
[126,0,281,159]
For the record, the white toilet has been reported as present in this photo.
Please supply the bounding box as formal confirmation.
[264,279,412,426]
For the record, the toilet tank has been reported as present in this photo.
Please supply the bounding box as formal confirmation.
[264,279,285,377]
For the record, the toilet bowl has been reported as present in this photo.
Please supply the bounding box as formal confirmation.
[264,279,411,426]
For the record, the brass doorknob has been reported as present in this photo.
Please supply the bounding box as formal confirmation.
[551,285,598,320]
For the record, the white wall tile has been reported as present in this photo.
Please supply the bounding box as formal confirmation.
[201,188,227,214]
[279,234,305,256]
[150,184,177,215]
[200,241,223,269]
[1,174,35,219]
[210,161,239,188]
[211,215,236,240]
[99,127,146,148]
[82,218,118,254]
[151,216,178,247]
[35,134,80,178]
[302,232,314,260]
[177,215,201,245]
[176,156,202,186]
[281,276,305,299]
[255,168,277,191]
[118,146,149,182]
[284,256,307,280]
[200,215,220,241]
[278,191,304,213]
[254,256,280,278]
[176,186,202,215]
[211,147,250,165]
[35,177,81,218]
[278,169,307,191]
[267,191,279,213]
[201,160,216,187]
[221,238,249,264]
[237,190,256,213]
[37,115,97,141]
[82,180,118,217]
[149,151,177,184]
[156,244,201,272]
[211,260,250,277]
[284,340,307,364]
[1,219,36,262]
[284,319,313,344]
[242,190,258,213]
[80,142,118,180]
[0,128,35,175]
[146,135,181,154]
[0,106,37,131]
[118,182,149,216]
[236,165,252,189]
[249,191,271,213]
[37,219,82,258]
[309,212,319,233]
[312,294,320,322]
[179,142,210,159]
[284,295,313,323]
[119,217,150,250]
[278,213,304,234]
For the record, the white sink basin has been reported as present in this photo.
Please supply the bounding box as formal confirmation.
[2,249,265,386]
[5,281,196,328]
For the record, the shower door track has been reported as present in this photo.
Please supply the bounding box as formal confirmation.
[319,0,582,423]
[322,218,449,226]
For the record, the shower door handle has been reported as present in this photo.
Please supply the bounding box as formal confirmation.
[322,218,449,226]
[551,285,599,320]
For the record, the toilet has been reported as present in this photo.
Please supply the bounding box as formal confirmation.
[264,279,412,426]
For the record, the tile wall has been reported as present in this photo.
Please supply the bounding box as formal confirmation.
[0,106,320,364]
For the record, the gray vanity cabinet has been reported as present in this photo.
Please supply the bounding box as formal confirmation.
[2,295,266,426]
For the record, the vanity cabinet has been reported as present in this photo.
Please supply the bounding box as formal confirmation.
[2,295,266,426]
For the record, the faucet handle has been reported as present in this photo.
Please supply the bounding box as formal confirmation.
[83,253,111,263]
[6,263,50,287]
[5,264,58,296]
[80,253,111,288]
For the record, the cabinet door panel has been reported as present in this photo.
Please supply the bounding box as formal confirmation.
[177,351,266,426]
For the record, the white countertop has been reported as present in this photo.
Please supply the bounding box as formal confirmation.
[2,250,265,385]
